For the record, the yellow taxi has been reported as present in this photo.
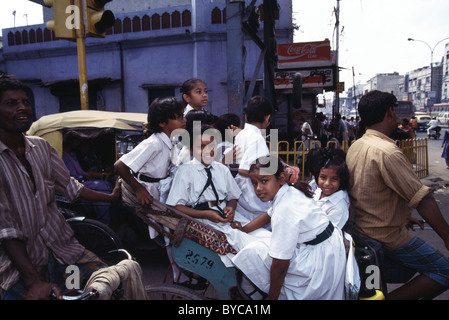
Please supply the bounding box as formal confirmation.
[415,114,432,132]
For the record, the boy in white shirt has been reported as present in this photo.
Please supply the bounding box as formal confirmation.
[234,96,273,225]
[114,97,185,208]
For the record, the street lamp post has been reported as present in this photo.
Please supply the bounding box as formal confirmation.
[408,37,449,115]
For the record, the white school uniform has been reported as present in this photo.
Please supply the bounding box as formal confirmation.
[158,140,191,204]
[166,158,271,266]
[234,123,271,222]
[232,184,346,300]
[183,104,194,117]
[183,104,205,117]
[308,177,318,193]
[119,132,175,238]
[313,187,360,299]
[217,140,239,177]
[313,189,350,230]
[313,188,360,298]
[120,132,174,202]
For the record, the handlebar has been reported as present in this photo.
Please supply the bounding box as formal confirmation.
[51,288,99,300]
[411,219,433,230]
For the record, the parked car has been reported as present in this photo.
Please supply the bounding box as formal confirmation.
[438,112,449,126]
[415,114,432,132]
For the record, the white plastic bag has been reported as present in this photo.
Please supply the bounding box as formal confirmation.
[344,232,361,300]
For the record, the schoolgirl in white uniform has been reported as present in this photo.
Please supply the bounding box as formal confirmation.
[313,188,349,230]
[166,125,271,266]
[308,148,360,298]
[308,147,350,229]
[180,78,209,117]
[231,156,347,300]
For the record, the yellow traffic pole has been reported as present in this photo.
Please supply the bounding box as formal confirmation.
[75,0,89,110]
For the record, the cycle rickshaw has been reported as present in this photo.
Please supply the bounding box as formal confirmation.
[137,199,244,300]
[26,110,153,300]
[139,197,391,300]
[27,110,254,300]
[27,110,148,161]
[27,110,154,253]
[26,111,379,300]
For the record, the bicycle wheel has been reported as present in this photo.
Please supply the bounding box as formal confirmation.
[145,283,208,300]
[67,217,127,265]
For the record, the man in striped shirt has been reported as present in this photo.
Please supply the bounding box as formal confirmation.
[0,74,120,300]
[347,90,449,299]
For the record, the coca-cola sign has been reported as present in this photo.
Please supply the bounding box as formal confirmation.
[277,40,332,69]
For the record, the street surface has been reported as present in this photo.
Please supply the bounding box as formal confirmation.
[135,127,449,300]
[401,127,449,300]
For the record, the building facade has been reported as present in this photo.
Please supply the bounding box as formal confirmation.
[442,43,449,103]
[364,72,405,98]
[403,61,443,112]
[344,40,449,115]
[342,73,404,116]
[343,54,447,115]
[1,0,294,121]
[405,66,432,111]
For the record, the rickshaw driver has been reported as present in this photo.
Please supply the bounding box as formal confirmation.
[0,74,123,300]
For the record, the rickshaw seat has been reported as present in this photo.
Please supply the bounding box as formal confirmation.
[135,199,237,255]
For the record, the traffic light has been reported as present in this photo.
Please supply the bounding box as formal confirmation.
[84,0,115,38]
[44,0,77,40]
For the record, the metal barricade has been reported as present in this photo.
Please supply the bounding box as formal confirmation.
[396,138,429,178]
[268,138,429,181]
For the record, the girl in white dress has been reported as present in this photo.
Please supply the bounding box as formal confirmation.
[308,147,350,229]
[231,156,347,300]
[307,147,360,299]
[166,125,271,266]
